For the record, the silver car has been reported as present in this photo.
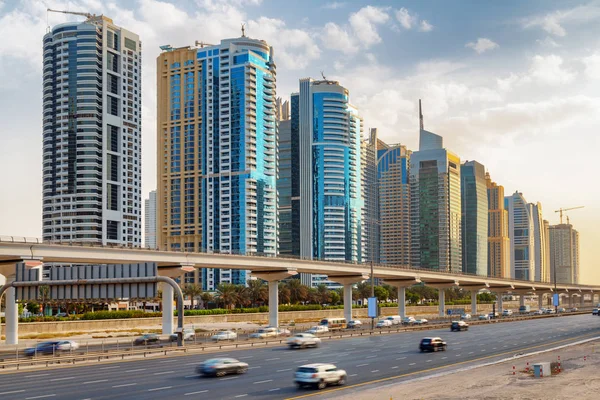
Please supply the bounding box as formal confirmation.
[197,358,248,377]
[295,363,347,390]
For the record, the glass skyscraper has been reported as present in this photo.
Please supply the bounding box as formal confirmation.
[42,16,142,246]
[461,160,488,276]
[486,173,510,278]
[361,128,380,264]
[157,35,278,290]
[505,191,535,281]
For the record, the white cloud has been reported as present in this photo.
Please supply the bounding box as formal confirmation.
[536,36,560,48]
[348,6,389,47]
[522,4,600,37]
[465,38,499,54]
[582,53,600,80]
[529,54,575,85]
[395,8,417,29]
[322,22,356,55]
[419,20,433,32]
[322,1,345,9]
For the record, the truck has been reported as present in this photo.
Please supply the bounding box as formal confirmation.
[519,305,531,313]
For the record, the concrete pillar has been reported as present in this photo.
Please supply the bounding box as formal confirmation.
[343,284,353,322]
[438,290,445,317]
[5,280,18,345]
[162,284,174,335]
[268,280,279,327]
[568,294,573,308]
[520,295,526,307]
[398,287,406,318]
[471,291,477,315]
[497,293,503,312]
[538,294,544,310]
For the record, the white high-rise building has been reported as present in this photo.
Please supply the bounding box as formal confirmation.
[144,190,157,249]
[549,223,580,284]
[532,203,550,282]
[42,15,141,246]
[505,192,535,281]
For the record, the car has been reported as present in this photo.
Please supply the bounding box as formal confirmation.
[558,307,566,313]
[211,331,237,341]
[250,327,279,339]
[546,308,556,314]
[306,325,329,335]
[287,333,321,349]
[169,328,196,342]
[401,316,417,325]
[385,315,402,325]
[276,328,292,337]
[451,320,469,331]
[197,358,248,377]
[24,340,78,356]
[414,318,428,325]
[461,314,472,320]
[419,337,447,352]
[478,314,490,320]
[488,312,499,318]
[593,308,599,316]
[294,363,347,390]
[375,319,392,328]
[56,340,79,351]
[133,333,160,346]
[502,309,513,316]
[570,307,578,312]
[532,309,544,315]
[347,319,362,328]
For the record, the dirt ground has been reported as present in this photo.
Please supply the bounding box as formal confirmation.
[331,340,600,400]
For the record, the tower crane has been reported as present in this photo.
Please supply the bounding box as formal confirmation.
[554,206,584,224]
[47,8,96,21]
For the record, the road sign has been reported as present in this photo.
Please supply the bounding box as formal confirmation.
[553,293,560,306]
[368,297,378,318]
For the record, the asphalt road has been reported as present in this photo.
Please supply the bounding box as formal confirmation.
[0,314,599,400]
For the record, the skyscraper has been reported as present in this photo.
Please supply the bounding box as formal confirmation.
[286,78,363,287]
[144,190,157,249]
[460,161,488,276]
[485,173,510,278]
[532,203,550,282]
[549,223,580,284]
[277,115,292,256]
[505,191,535,281]
[361,128,380,264]
[378,141,411,266]
[409,101,462,272]
[157,35,278,290]
[42,15,142,246]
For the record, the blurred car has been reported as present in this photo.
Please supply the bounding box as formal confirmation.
[558,307,566,313]
[592,308,599,315]
[401,316,417,325]
[533,309,544,315]
[385,315,402,325]
[488,312,499,318]
[502,309,513,316]
[419,337,447,352]
[570,307,578,312]
[133,333,160,346]
[478,314,490,320]
[211,331,237,341]
[56,340,79,351]
[460,314,472,320]
[306,325,329,335]
[24,340,79,356]
[294,363,347,390]
[347,319,362,328]
[250,327,278,339]
[276,328,292,337]
[545,308,556,314]
[414,318,428,325]
[375,319,392,328]
[287,333,321,349]
[451,321,469,331]
[197,358,248,377]
[169,328,196,342]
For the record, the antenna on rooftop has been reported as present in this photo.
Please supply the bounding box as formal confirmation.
[321,70,327,80]
[241,23,246,37]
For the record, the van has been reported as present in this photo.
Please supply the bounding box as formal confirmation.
[385,315,402,325]
[318,318,346,330]
[519,305,531,313]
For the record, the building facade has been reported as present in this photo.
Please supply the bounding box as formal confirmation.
[485,173,510,278]
[532,203,550,282]
[378,142,410,266]
[144,190,157,249]
[505,192,535,281]
[43,16,142,246]
[409,102,462,272]
[156,35,278,290]
[549,223,580,284]
[277,117,292,256]
[361,128,380,264]
[460,161,488,276]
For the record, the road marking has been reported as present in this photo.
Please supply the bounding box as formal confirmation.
[185,391,208,396]
[83,379,108,384]
[148,386,172,392]
[371,370,379,373]
[294,359,309,363]
[493,347,497,350]
[50,377,75,382]
[349,374,357,377]
[391,366,399,369]
[125,368,146,372]
[159,359,178,363]
[220,376,240,381]
[468,352,474,354]
[153,370,175,375]
[266,357,280,361]
[25,374,49,378]
[426,360,432,363]
[113,383,137,388]
[356,363,369,367]
[481,350,486,352]
[269,388,281,392]
[0,390,25,396]
[442,357,447,359]
[26,395,56,400]
[249,366,261,369]
[235,395,248,398]
[277,368,292,372]
[396,357,406,360]
[409,363,416,366]
[240,356,253,359]
[99,366,120,370]
[313,352,323,355]
[366,355,377,359]
[185,362,200,366]
[185,375,197,378]
[254,379,273,384]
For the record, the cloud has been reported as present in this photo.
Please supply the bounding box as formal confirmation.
[419,20,433,32]
[522,4,600,37]
[322,1,345,9]
[322,22,357,54]
[465,38,499,54]
[536,36,560,47]
[529,54,575,85]
[395,8,417,29]
[321,6,389,53]
[582,53,600,80]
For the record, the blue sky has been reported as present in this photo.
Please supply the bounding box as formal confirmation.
[0,0,599,282]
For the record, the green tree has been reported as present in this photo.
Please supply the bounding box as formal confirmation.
[286,279,309,304]
[183,284,203,309]
[38,285,50,316]
[382,284,398,302]
[278,282,291,304]
[215,283,238,310]
[329,290,341,305]
[247,279,268,307]
[234,285,251,308]
[27,301,41,315]
[406,291,420,304]
[355,281,372,301]
[200,292,213,309]
[315,284,331,304]
[478,292,495,302]
[374,286,389,302]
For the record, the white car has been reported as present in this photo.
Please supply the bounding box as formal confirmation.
[347,319,362,328]
[295,363,347,390]
[533,309,544,315]
[250,327,278,339]
[414,318,428,325]
[502,309,513,316]
[211,331,237,341]
[461,314,472,320]
[56,340,79,351]
[478,314,490,320]
[376,319,392,328]
[402,316,417,325]
[287,333,321,349]
[306,325,329,335]
[170,328,196,342]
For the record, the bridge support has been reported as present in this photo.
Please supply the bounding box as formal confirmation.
[438,290,445,317]
[331,275,369,324]
[0,274,18,345]
[162,284,174,335]
[519,295,526,308]
[497,293,503,313]
[384,279,421,318]
[538,294,544,310]
[253,270,298,328]
[471,291,477,316]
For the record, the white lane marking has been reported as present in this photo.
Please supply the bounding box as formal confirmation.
[481,350,486,352]
[409,363,416,366]
[248,366,261,369]
[0,390,25,396]
[220,376,240,381]
[153,371,175,375]
[371,370,379,373]
[269,388,281,392]
[26,396,56,400]
[349,374,357,377]
[426,360,432,363]
[366,355,377,359]
[254,379,273,384]
[125,368,146,372]
[493,347,497,350]
[455,348,462,350]
[442,357,447,359]
[83,379,108,384]
[113,383,137,388]
[356,363,369,367]
[240,356,253,359]
[185,390,208,396]
[185,375,197,378]
[468,352,474,354]
[99,366,120,370]
[235,395,248,398]
[277,368,292,372]
[266,358,280,361]
[396,357,406,360]
[159,359,178,363]
[391,366,399,369]
[185,362,200,366]
[50,377,75,382]
[148,386,172,392]
[312,352,323,355]
[25,374,49,378]
[294,359,309,363]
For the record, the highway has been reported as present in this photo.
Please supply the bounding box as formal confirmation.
[0,314,599,400]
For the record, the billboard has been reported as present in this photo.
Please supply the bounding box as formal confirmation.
[367,297,378,318]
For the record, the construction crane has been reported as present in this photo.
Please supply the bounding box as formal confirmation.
[47,8,96,20]
[555,206,584,224]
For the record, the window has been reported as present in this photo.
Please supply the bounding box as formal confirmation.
[108,96,119,116]
[107,220,119,240]
[108,74,119,95]
[107,183,118,211]
[124,37,137,51]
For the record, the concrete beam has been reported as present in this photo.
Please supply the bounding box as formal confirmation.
[253,269,298,282]
[384,278,422,288]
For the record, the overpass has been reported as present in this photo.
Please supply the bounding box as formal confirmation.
[1,238,599,344]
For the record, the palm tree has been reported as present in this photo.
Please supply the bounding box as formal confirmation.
[278,282,291,305]
[183,284,203,309]
[247,279,268,307]
[286,278,308,304]
[355,282,371,302]
[215,283,238,310]
[315,284,331,305]
[200,292,213,309]
[234,285,251,308]
[38,285,50,316]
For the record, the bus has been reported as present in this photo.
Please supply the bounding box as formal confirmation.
[318,318,346,330]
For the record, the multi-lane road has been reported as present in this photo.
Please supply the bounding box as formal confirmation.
[0,314,599,400]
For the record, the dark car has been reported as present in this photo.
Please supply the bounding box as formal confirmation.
[419,337,447,352]
[133,333,160,345]
[197,358,249,377]
[24,341,60,357]
[451,321,469,331]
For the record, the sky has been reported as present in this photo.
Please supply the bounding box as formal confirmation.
[0,0,599,283]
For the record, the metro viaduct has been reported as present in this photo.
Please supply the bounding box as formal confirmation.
[1,240,599,345]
